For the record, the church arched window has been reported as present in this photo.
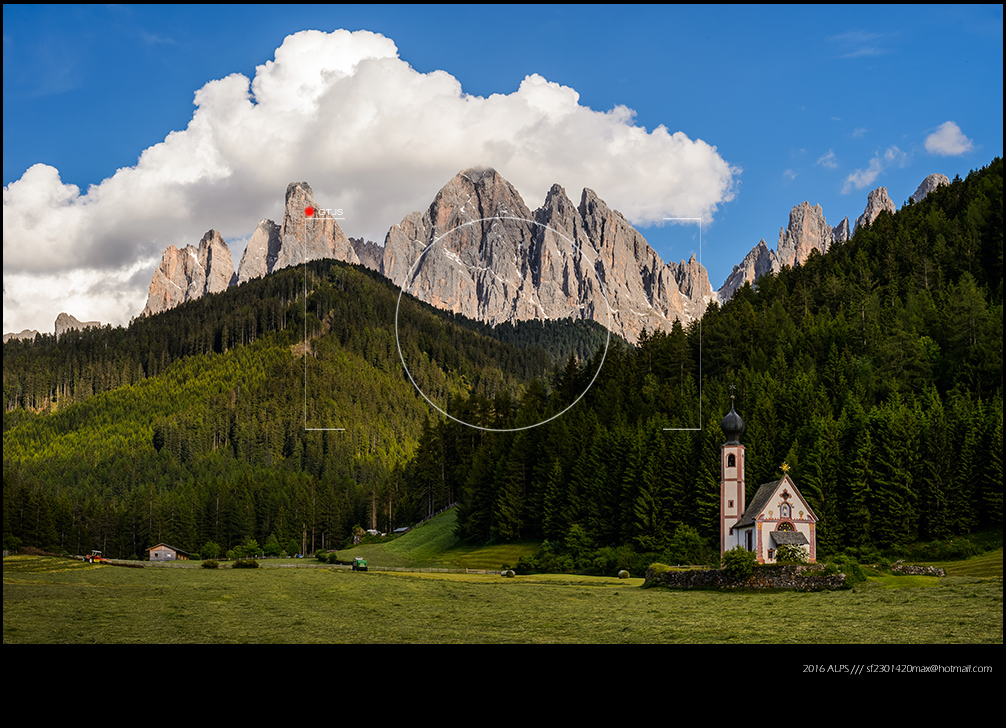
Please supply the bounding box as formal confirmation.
[727,454,736,467]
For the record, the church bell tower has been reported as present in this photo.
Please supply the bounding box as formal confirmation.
[720,394,746,556]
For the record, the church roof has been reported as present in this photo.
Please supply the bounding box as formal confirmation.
[734,479,781,528]
[770,531,810,546]
[720,399,745,444]
[733,474,819,529]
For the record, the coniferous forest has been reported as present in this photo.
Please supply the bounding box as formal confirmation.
[4,158,1002,563]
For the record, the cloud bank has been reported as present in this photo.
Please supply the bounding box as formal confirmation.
[3,29,739,333]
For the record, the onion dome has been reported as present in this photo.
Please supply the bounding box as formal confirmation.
[721,397,745,445]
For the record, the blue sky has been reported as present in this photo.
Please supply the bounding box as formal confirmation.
[3,5,1003,334]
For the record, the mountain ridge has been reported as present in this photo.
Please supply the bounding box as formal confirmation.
[24,167,951,345]
[716,172,948,302]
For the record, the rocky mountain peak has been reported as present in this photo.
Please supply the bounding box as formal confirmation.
[237,219,282,284]
[349,237,384,273]
[719,200,834,302]
[379,169,713,343]
[142,228,236,317]
[382,167,539,323]
[198,229,238,295]
[912,173,950,204]
[855,186,896,232]
[831,217,851,244]
[2,329,40,344]
[286,180,313,204]
[719,174,940,305]
[717,238,777,301]
[275,182,358,270]
[55,312,101,337]
[777,201,830,268]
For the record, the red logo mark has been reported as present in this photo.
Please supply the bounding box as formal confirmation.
[304,206,315,217]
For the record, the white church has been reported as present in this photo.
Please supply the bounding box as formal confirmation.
[719,396,818,563]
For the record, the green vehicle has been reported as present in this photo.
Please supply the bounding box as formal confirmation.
[352,557,368,572]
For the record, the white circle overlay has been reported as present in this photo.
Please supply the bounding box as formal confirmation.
[394,215,612,432]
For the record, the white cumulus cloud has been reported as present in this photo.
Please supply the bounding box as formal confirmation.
[925,121,975,156]
[3,28,739,334]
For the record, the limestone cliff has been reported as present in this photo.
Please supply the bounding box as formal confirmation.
[854,187,897,233]
[274,182,359,271]
[380,168,714,343]
[777,202,831,269]
[143,229,237,316]
[55,312,101,337]
[236,219,282,284]
[3,329,40,343]
[718,239,777,301]
[912,173,950,204]
[718,176,935,303]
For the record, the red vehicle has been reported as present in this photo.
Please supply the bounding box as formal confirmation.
[84,550,107,564]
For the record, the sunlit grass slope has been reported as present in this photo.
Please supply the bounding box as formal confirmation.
[940,548,1003,578]
[339,508,539,571]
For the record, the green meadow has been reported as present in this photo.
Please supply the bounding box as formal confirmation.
[4,554,1001,644]
[4,512,1002,645]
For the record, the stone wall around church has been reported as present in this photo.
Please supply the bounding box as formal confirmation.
[643,563,847,590]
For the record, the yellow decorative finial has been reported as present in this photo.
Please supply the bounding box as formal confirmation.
[780,462,790,473]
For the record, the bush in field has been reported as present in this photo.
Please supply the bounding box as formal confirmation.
[326,551,342,564]
[825,554,866,586]
[202,559,219,569]
[721,547,757,579]
[315,550,330,563]
[232,558,259,569]
[775,544,809,564]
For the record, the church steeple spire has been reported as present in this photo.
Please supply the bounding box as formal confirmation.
[720,392,746,556]
[720,388,745,445]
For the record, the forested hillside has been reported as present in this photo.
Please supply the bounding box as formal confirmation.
[4,158,1002,563]
[422,158,1003,557]
[3,261,608,558]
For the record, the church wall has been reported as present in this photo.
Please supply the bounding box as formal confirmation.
[644,563,844,590]
[749,476,818,563]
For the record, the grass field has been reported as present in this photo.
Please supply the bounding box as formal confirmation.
[4,552,1002,644]
[6,512,1002,644]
